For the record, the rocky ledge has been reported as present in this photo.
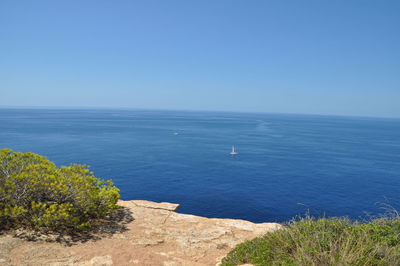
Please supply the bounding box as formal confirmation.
[0,200,282,266]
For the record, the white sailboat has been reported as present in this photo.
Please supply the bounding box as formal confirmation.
[230,145,238,155]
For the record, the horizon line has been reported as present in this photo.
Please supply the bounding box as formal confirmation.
[0,105,399,120]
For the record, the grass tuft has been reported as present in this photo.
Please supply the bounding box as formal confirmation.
[221,216,400,266]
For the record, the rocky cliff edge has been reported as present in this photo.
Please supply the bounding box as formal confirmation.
[0,200,282,266]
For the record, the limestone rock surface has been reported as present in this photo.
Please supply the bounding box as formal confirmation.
[0,200,282,266]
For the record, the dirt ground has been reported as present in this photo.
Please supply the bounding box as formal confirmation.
[0,200,281,266]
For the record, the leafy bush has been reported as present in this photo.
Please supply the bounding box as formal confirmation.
[0,149,120,232]
[221,217,400,266]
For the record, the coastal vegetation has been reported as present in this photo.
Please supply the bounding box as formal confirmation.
[0,149,120,232]
[221,216,400,265]
[2,149,400,265]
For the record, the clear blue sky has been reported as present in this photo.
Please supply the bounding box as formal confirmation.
[1,0,399,117]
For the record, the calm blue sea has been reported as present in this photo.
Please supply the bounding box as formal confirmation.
[1,108,399,222]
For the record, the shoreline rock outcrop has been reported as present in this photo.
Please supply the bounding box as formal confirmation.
[0,200,282,266]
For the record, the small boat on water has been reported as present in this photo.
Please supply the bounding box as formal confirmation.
[230,145,238,155]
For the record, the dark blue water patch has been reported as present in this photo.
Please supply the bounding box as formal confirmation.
[0,108,399,223]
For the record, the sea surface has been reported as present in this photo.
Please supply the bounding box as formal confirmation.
[1,108,399,223]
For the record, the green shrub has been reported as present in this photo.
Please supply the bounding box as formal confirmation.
[221,217,400,266]
[0,149,120,232]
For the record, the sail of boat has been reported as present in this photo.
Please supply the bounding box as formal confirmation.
[230,145,238,155]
